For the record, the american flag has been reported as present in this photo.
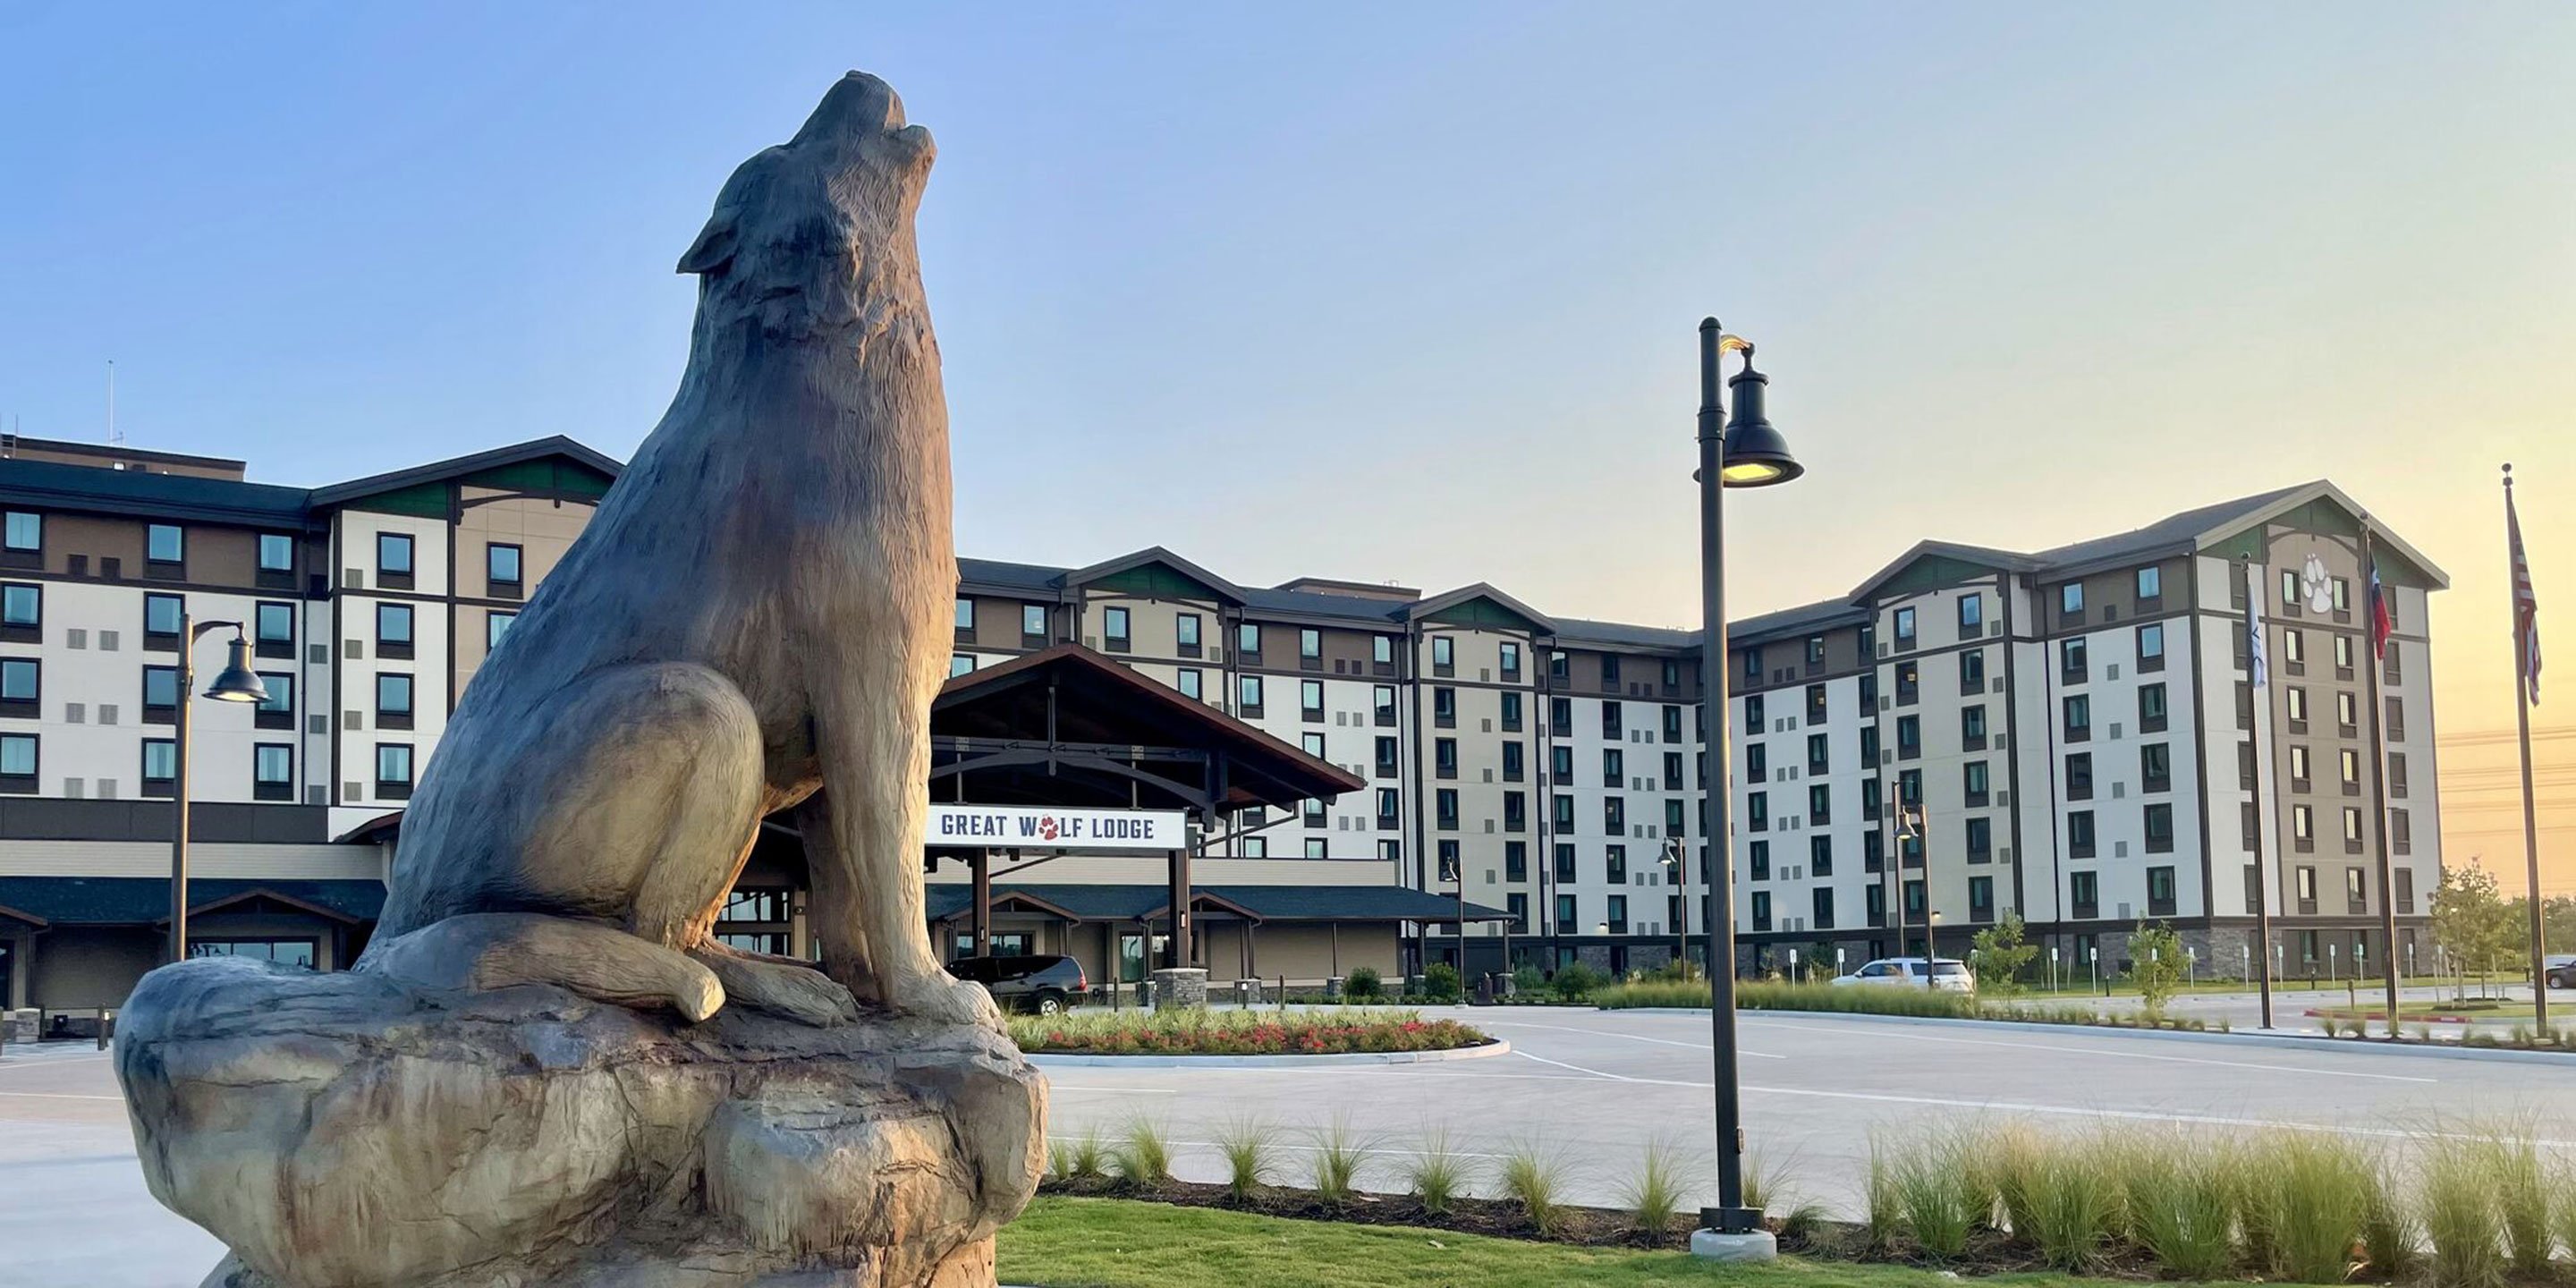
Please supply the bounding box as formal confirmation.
[2512,485,2543,704]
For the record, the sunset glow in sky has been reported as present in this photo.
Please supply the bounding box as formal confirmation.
[2,4,2569,889]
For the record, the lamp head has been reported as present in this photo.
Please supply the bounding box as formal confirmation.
[1719,355,1803,487]
[203,633,267,703]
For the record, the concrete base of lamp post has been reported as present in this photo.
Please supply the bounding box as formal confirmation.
[1690,1228,1779,1264]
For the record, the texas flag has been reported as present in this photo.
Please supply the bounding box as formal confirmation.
[2368,560,2393,661]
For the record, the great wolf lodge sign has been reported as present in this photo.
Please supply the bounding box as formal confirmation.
[927,805,1190,852]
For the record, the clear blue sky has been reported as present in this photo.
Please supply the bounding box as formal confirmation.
[5,4,2573,872]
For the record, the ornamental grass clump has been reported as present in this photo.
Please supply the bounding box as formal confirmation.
[2020,1141,2124,1271]
[2115,1133,2235,1280]
[1054,1130,1106,1182]
[2421,1134,2508,1288]
[2241,1131,2374,1284]
[1106,1116,1171,1189]
[1617,1140,1685,1237]
[1307,1116,1375,1208]
[1876,1127,1979,1261]
[2487,1124,2555,1280]
[1498,1140,1575,1238]
[1401,1126,1470,1217]
[1213,1117,1275,1202]
[2358,1157,2418,1281]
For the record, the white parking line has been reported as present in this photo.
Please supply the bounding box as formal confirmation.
[1477,1018,1786,1057]
[1747,1018,2436,1083]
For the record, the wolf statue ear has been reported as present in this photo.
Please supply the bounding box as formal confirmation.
[677,208,736,276]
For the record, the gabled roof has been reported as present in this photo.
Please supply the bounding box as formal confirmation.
[308,435,622,509]
[1061,547,1246,605]
[0,457,313,527]
[2178,480,2449,589]
[958,557,1068,595]
[2028,482,2312,578]
[1729,597,1871,646]
[1847,540,2045,605]
[1551,617,1699,651]
[1407,583,1555,633]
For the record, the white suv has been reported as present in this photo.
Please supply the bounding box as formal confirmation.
[1832,957,1977,994]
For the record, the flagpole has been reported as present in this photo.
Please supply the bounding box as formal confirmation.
[2507,463,2546,1031]
[2242,559,2276,1030]
[2360,526,2402,1038]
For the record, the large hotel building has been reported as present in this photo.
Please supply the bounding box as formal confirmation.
[0,435,2446,1014]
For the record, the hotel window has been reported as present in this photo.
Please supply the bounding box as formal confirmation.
[2286,686,2309,728]
[2339,749,2361,792]
[2291,745,2312,789]
[2387,751,2409,798]
[1864,830,1886,874]
[1299,680,1325,721]
[1807,732,1829,775]
[1899,767,1923,808]
[1304,838,1328,859]
[140,738,177,791]
[1962,703,1987,747]
[1436,737,1461,779]
[377,673,415,725]
[255,672,294,727]
[1550,743,1574,782]
[1023,603,1051,641]
[1607,844,1630,883]
[1600,701,1622,739]
[1434,687,1457,728]
[1607,894,1631,935]
[2147,865,2176,916]
[2,512,38,553]
[2391,808,2412,855]
[1503,741,1525,784]
[1553,794,1576,830]
[1548,650,1569,682]
[1501,691,1524,732]
[2336,691,2359,733]
[1746,742,1767,781]
[2066,752,2094,801]
[377,532,413,580]
[947,655,974,678]
[1174,667,1202,700]
[1431,635,1453,674]
[488,612,516,649]
[1746,792,1767,833]
[2345,867,2367,912]
[143,665,180,718]
[950,598,973,631]
[148,522,186,567]
[1237,623,1262,657]
[1299,628,1322,662]
[2331,577,2351,612]
[1896,715,1920,758]
[1665,658,1684,691]
[1555,894,1578,930]
[0,732,35,790]
[376,743,415,795]
[1436,789,1460,831]
[1958,593,1982,632]
[1967,874,1994,921]
[2068,809,2097,859]
[1171,611,1199,654]
[1808,783,1831,825]
[1373,736,1402,779]
[1963,759,1989,807]
[1810,835,1834,877]
[1749,841,1769,881]
[377,602,413,658]
[1865,881,1887,924]
[1894,606,1917,645]
[246,601,292,658]
[1745,692,1764,727]
[1374,634,1394,667]
[1602,747,1624,787]
[1805,683,1827,724]
[253,743,293,801]
[2139,682,2167,733]
[1505,842,1528,882]
[2281,569,2301,608]
[1602,654,1622,684]
[1741,647,1761,681]
[1960,648,1986,693]
[2062,638,2088,683]
[2334,634,2354,672]
[1375,684,1398,725]
[1903,880,1926,916]
[2284,628,2305,665]
[2137,566,2162,601]
[2060,582,2084,615]
[1101,606,1131,651]
[1662,704,1683,742]
[1806,635,1826,666]
[1377,789,1402,827]
[2292,805,2315,851]
[2343,806,2365,852]
[2141,742,2171,793]
[1663,750,1684,791]
[1500,641,1521,679]
[1238,674,1264,716]
[258,533,295,574]
[1242,836,1268,860]
[0,583,36,637]
[487,543,523,589]
[1300,732,1326,759]
[1666,798,1687,836]
[0,657,37,713]
[2137,623,2165,671]
[2071,871,2098,919]
[1605,796,1627,834]
[143,592,183,645]
[2063,693,2091,741]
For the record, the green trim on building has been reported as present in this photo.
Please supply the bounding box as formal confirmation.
[343,480,451,519]
[1421,597,1543,632]
[1878,555,2007,598]
[462,459,615,498]
[1092,565,1224,600]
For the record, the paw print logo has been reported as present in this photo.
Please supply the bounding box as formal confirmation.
[2301,554,2334,614]
[1038,816,1060,842]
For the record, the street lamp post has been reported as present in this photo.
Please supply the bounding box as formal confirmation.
[168,613,269,962]
[1691,317,1802,1259]
[1662,838,1689,972]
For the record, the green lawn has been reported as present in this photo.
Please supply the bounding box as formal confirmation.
[996,1197,2185,1288]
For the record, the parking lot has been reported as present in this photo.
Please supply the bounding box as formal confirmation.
[5,1006,2570,1287]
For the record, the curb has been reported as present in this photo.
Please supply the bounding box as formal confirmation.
[1611,1007,2576,1066]
[1027,1039,1511,1070]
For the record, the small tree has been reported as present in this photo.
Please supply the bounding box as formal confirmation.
[2429,864,2517,997]
[1421,962,1462,1003]
[1550,961,1606,1003]
[2127,922,2186,1018]
[1970,911,2038,996]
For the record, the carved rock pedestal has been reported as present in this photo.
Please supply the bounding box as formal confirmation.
[115,956,1045,1288]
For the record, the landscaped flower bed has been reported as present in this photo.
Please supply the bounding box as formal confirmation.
[1008,1007,1489,1056]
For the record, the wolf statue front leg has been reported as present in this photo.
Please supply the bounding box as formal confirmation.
[805,646,1001,1033]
